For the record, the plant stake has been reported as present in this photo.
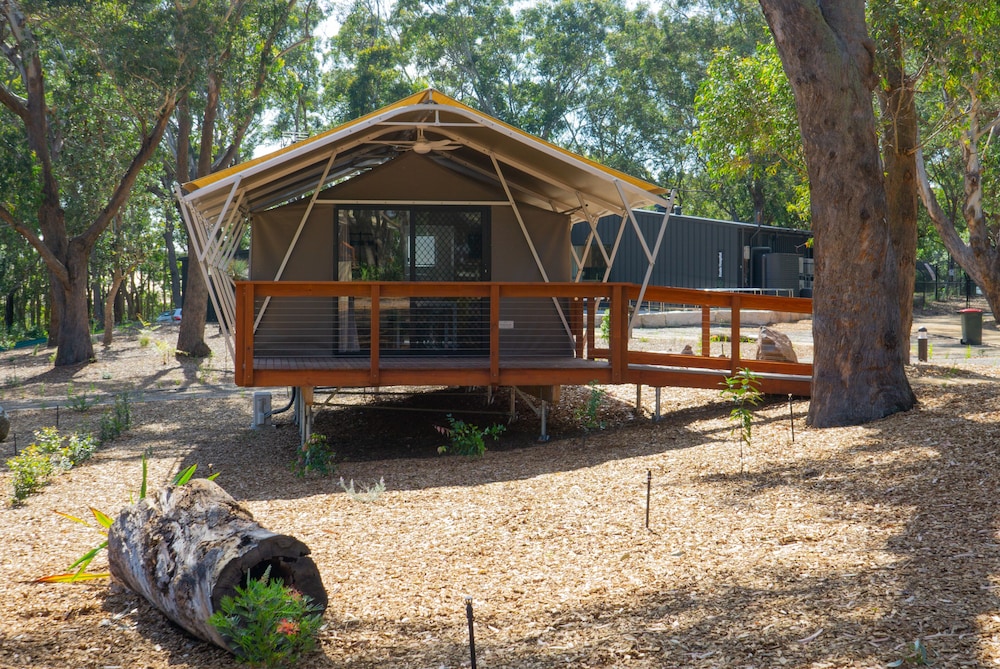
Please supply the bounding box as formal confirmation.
[466,596,477,669]
[788,394,795,442]
[645,470,652,530]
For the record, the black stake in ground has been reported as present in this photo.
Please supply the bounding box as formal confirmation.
[788,394,794,442]
[645,470,652,530]
[466,596,477,669]
[12,431,16,456]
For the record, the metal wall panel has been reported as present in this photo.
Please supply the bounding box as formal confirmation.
[571,211,811,290]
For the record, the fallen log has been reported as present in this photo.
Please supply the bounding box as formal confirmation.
[107,477,327,650]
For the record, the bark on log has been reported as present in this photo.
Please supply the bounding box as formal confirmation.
[107,478,327,650]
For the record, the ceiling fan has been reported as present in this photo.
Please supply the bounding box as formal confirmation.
[370,127,463,154]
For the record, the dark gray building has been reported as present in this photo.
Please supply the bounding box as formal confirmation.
[572,210,813,296]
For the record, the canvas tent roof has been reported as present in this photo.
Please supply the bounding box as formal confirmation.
[179,88,671,224]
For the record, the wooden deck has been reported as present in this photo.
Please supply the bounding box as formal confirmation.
[235,281,813,396]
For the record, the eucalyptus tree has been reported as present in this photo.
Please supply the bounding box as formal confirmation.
[0,0,187,365]
[170,0,323,359]
[91,184,161,346]
[908,2,1000,323]
[690,42,807,227]
[758,0,915,426]
[324,0,418,123]
[393,0,525,121]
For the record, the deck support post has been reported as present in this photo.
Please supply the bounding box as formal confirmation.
[635,384,642,416]
[654,387,662,422]
[297,386,314,446]
[539,400,549,442]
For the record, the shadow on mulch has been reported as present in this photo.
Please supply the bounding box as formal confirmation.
[311,386,617,461]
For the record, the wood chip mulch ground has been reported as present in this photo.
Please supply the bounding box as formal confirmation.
[2,323,1000,668]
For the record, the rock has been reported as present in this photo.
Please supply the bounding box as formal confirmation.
[756,326,798,363]
[0,406,8,442]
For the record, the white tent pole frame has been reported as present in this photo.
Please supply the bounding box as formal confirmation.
[272,150,339,283]
[210,215,248,332]
[204,192,245,271]
[199,177,242,262]
[175,183,237,363]
[220,125,431,215]
[571,192,614,283]
[490,153,574,341]
[490,153,549,282]
[424,152,580,214]
[614,182,677,330]
[253,150,340,332]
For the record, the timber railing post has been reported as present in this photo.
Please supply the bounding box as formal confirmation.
[369,283,381,386]
[236,282,255,386]
[701,305,711,357]
[571,296,584,359]
[586,295,596,359]
[730,293,742,375]
[490,284,501,384]
[611,284,628,383]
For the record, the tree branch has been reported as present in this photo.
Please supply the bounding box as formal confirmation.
[0,202,69,285]
[79,94,179,249]
[914,147,979,281]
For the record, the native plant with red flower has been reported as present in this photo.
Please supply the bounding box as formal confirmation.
[207,566,323,668]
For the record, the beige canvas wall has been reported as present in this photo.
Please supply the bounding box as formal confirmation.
[249,153,573,357]
[251,202,336,356]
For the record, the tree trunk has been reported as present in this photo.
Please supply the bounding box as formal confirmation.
[759,0,915,427]
[51,240,96,365]
[4,290,14,330]
[878,19,919,365]
[176,254,212,357]
[103,267,125,347]
[164,208,182,308]
[107,478,327,652]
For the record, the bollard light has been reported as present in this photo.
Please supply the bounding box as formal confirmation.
[917,326,928,362]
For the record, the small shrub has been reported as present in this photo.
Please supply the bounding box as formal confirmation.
[66,383,98,412]
[720,368,762,474]
[138,329,152,347]
[207,566,324,668]
[436,414,505,457]
[7,449,54,505]
[7,427,98,505]
[295,433,336,477]
[98,392,133,444]
[574,380,607,437]
[339,477,386,503]
[153,339,175,364]
[32,426,97,469]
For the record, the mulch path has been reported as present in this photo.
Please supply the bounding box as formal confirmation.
[2,323,1000,668]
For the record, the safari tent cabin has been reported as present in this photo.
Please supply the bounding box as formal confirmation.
[177,89,811,443]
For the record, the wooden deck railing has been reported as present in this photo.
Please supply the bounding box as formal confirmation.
[233,281,813,395]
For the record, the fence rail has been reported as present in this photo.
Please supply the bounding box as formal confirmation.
[234,281,813,395]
